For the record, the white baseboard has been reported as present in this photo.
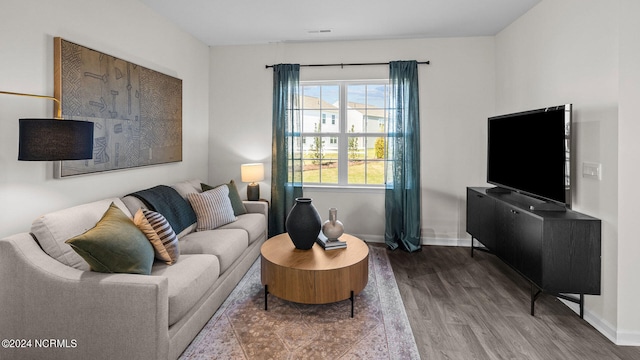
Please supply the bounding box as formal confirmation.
[355,234,468,247]
[558,299,618,344]
[423,237,469,247]
[615,331,640,346]
[356,234,385,243]
[558,298,640,346]
[356,233,633,346]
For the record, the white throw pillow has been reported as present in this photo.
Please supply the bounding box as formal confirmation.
[187,185,237,231]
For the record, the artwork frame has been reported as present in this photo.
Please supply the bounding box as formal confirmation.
[53,37,182,177]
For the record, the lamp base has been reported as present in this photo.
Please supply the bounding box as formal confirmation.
[247,183,260,201]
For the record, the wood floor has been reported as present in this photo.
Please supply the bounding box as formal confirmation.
[384,245,640,360]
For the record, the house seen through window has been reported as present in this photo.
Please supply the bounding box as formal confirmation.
[294,81,390,186]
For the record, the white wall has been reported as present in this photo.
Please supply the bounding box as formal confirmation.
[496,0,640,345]
[0,0,210,238]
[617,0,640,345]
[209,37,495,242]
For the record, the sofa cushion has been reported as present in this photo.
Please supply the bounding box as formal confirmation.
[121,195,149,215]
[31,198,132,271]
[134,209,180,265]
[171,179,203,199]
[218,213,267,245]
[187,186,237,230]
[65,203,155,275]
[201,180,247,216]
[150,254,220,326]
[179,229,248,273]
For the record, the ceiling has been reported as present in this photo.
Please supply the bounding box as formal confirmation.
[140,0,541,46]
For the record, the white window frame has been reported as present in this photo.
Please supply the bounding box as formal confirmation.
[299,79,389,189]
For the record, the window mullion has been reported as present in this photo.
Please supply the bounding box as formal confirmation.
[337,82,349,185]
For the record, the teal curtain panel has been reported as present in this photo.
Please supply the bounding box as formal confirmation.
[269,64,303,236]
[385,60,422,252]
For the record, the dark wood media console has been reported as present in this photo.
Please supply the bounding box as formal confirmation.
[466,187,601,318]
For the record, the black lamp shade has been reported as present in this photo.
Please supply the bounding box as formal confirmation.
[18,119,94,161]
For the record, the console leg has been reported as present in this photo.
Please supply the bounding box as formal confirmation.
[264,285,268,311]
[580,294,584,319]
[530,284,542,316]
[350,291,355,318]
[531,284,535,316]
[471,237,475,257]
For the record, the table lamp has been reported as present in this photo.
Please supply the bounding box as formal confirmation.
[241,163,264,201]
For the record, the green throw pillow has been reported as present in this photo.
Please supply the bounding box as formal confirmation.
[65,203,155,275]
[201,180,247,216]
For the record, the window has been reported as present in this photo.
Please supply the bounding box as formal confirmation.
[295,81,390,186]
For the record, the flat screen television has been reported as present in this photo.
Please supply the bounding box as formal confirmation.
[487,104,572,209]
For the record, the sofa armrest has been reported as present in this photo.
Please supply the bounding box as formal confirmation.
[0,233,169,360]
[243,200,268,220]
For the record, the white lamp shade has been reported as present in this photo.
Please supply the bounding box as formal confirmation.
[241,163,265,183]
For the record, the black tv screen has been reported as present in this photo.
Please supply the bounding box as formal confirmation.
[487,104,572,207]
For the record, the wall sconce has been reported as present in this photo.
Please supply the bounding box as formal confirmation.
[241,163,265,201]
[1,90,94,161]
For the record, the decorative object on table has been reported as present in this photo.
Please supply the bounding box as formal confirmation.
[322,207,344,240]
[285,197,321,250]
[241,163,265,201]
[0,91,94,161]
[317,207,346,250]
[316,231,347,250]
[54,37,182,177]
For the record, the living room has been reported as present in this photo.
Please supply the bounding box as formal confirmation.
[1,0,639,357]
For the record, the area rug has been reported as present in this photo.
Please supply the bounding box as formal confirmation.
[179,245,420,359]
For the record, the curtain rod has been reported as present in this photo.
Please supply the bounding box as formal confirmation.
[265,61,429,69]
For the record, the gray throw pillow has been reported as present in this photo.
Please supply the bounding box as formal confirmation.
[188,186,237,230]
[201,180,247,216]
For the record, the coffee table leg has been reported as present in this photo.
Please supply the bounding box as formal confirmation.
[265,285,269,311]
[350,290,354,318]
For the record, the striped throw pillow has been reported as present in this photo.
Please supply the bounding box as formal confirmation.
[187,185,237,231]
[134,209,180,265]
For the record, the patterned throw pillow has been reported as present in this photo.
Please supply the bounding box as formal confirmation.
[187,185,237,231]
[134,209,180,265]
[65,203,155,275]
[201,180,247,216]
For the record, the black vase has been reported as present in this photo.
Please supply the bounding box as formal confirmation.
[286,198,322,250]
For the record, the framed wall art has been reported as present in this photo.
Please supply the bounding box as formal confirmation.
[53,37,182,177]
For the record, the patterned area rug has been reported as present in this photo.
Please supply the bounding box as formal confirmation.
[179,245,420,359]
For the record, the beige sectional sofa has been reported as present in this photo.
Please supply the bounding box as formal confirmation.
[0,179,268,360]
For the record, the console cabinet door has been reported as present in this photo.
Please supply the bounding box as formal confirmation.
[515,210,543,285]
[495,202,543,285]
[466,189,496,250]
[494,202,515,265]
[542,219,602,294]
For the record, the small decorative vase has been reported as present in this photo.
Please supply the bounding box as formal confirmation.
[286,198,322,250]
[322,208,344,241]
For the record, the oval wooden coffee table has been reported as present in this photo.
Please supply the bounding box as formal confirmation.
[260,233,369,317]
